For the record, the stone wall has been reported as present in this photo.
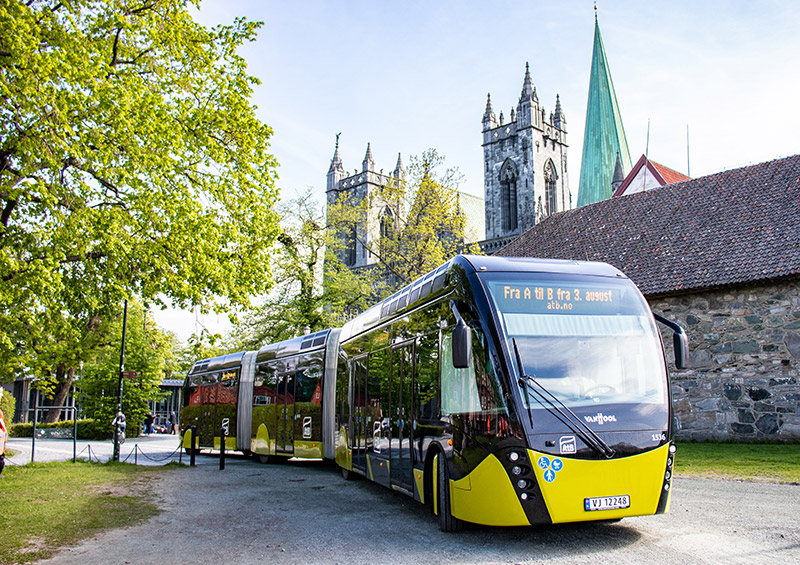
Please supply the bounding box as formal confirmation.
[648,279,800,441]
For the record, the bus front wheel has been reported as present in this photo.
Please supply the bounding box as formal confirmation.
[437,457,464,532]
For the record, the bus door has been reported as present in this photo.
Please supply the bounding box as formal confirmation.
[198,374,218,446]
[390,340,415,490]
[216,370,239,449]
[275,362,296,455]
[351,355,368,472]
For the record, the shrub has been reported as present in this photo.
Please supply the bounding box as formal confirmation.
[0,391,15,423]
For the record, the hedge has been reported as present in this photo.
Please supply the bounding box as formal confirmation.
[8,419,132,441]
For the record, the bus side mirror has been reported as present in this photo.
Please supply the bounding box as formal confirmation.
[452,318,472,369]
[673,331,689,370]
[653,313,690,370]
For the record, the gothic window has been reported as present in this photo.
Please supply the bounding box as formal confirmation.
[544,159,558,217]
[379,207,394,259]
[344,224,357,266]
[499,159,518,232]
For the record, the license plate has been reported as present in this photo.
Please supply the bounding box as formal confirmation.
[584,495,630,512]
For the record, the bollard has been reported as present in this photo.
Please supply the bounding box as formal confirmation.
[190,425,197,467]
[219,425,226,470]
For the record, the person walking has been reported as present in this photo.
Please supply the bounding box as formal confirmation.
[144,412,154,435]
[0,408,8,476]
[168,411,177,435]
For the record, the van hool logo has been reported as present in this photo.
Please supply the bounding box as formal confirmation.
[584,412,617,425]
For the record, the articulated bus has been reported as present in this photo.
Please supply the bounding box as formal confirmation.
[181,255,687,531]
[181,328,339,462]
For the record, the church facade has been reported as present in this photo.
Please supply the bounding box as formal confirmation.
[480,63,570,253]
[325,139,405,270]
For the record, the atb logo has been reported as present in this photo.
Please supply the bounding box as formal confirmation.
[583,412,617,425]
[559,436,576,454]
[221,417,230,435]
[303,417,313,439]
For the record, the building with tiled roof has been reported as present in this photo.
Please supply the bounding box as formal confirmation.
[613,154,691,197]
[498,154,800,441]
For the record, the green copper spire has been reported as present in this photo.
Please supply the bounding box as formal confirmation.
[577,15,632,207]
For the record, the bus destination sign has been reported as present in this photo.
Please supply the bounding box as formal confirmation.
[490,282,623,315]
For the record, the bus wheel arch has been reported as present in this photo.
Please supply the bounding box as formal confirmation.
[423,445,443,511]
[434,449,464,532]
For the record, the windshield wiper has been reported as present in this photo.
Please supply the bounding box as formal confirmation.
[512,338,615,459]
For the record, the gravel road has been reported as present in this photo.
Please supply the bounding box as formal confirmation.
[35,453,800,565]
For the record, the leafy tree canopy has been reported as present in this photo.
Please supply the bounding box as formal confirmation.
[0,1,280,383]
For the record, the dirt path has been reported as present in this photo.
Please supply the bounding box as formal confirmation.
[38,456,800,565]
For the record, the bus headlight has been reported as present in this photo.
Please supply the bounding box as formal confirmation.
[517,479,528,489]
[508,451,520,462]
[512,465,522,475]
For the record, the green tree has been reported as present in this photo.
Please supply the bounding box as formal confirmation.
[0,1,280,410]
[230,189,334,347]
[175,329,227,374]
[77,302,176,435]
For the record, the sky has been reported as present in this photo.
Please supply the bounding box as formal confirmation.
[155,0,800,343]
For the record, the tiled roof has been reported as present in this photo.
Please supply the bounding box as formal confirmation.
[613,154,691,197]
[653,160,690,185]
[498,154,800,296]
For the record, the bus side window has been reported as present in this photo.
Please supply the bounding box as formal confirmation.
[440,334,481,415]
[416,332,439,420]
[441,330,505,417]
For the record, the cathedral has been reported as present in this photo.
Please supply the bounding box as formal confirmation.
[327,16,635,260]
[480,63,570,253]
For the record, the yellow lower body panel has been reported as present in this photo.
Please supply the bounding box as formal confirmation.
[182,430,193,449]
[531,444,670,524]
[294,441,323,459]
[251,424,274,456]
[213,435,237,450]
[335,426,352,470]
[449,454,530,526]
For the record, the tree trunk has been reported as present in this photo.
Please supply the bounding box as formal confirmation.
[44,366,75,423]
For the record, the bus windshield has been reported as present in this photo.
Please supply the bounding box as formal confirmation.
[482,273,668,414]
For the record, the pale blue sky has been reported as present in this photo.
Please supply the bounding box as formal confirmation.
[158,0,800,342]
[193,0,800,200]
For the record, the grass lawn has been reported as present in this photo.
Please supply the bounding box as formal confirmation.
[674,441,800,483]
[0,460,176,564]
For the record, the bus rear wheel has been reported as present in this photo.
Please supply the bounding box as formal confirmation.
[340,465,358,480]
[437,456,463,532]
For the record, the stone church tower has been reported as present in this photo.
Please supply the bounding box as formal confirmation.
[326,136,404,269]
[481,63,569,253]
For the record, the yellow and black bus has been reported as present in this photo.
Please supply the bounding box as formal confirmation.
[332,255,686,531]
[182,254,687,531]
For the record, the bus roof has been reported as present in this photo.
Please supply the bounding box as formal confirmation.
[460,254,626,278]
[255,329,331,364]
[188,351,246,375]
